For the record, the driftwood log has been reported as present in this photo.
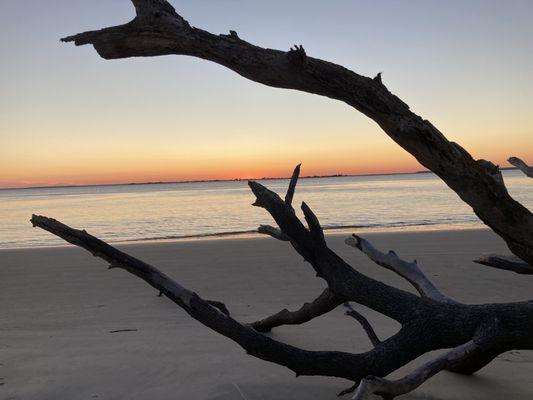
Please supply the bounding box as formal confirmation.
[31,1,533,398]
[31,168,533,398]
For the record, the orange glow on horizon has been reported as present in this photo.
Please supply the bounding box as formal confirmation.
[2,148,531,189]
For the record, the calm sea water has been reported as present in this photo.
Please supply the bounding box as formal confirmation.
[0,170,531,249]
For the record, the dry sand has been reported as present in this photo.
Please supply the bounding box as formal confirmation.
[1,229,533,399]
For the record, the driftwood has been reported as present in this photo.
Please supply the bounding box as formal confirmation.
[473,157,532,274]
[29,1,533,398]
[474,254,533,275]
[352,319,499,400]
[509,157,533,178]
[32,163,533,399]
[345,234,453,303]
[470,156,533,274]
[343,302,381,348]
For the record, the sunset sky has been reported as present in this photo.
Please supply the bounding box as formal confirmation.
[1,0,532,188]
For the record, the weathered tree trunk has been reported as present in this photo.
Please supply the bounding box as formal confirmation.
[30,1,533,398]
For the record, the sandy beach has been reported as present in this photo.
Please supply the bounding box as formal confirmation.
[2,229,533,399]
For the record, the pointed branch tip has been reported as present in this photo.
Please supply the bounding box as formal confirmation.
[257,225,290,241]
[301,201,325,244]
[508,156,533,178]
[285,163,302,206]
[474,253,533,275]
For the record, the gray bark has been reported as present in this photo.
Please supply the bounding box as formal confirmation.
[474,254,533,275]
[345,234,454,303]
[509,157,533,178]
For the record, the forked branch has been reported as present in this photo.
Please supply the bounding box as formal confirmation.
[353,341,478,399]
[30,168,533,398]
[352,319,501,400]
[30,214,464,382]
[248,180,423,324]
[27,215,365,379]
[250,288,344,332]
[252,167,418,335]
[256,164,301,241]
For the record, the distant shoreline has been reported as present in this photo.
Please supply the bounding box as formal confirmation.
[0,167,520,191]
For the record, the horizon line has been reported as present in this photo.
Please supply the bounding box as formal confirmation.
[1,167,520,191]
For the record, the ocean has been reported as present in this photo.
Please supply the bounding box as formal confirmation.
[1,170,531,249]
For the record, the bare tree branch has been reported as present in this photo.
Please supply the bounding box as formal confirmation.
[285,163,301,206]
[474,254,533,275]
[257,164,301,241]
[446,345,509,375]
[251,173,417,332]
[352,343,477,400]
[29,214,398,380]
[301,201,326,246]
[345,234,454,303]
[248,180,423,324]
[343,303,381,347]
[351,319,501,399]
[60,0,533,265]
[509,156,533,178]
[33,213,488,384]
[250,288,344,332]
[257,224,290,241]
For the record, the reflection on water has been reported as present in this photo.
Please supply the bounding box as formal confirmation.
[0,170,531,249]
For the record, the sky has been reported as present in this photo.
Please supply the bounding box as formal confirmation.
[1,0,532,188]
